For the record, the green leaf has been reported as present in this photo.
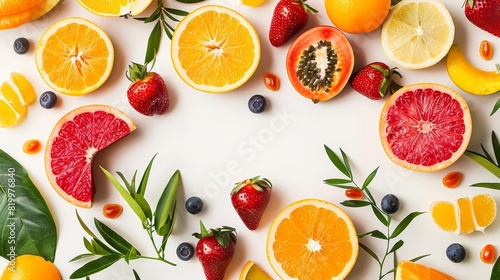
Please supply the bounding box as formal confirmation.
[492,131,500,165]
[69,253,95,262]
[359,242,380,263]
[101,166,148,226]
[69,254,122,279]
[76,210,97,239]
[388,239,404,254]
[135,194,153,220]
[465,151,500,178]
[372,205,389,227]
[323,178,353,188]
[364,187,376,206]
[158,201,177,237]
[137,154,157,196]
[164,7,189,16]
[341,200,371,207]
[491,97,500,116]
[91,238,116,255]
[84,237,94,253]
[340,148,353,179]
[358,230,386,239]
[163,9,181,22]
[145,21,162,66]
[154,170,180,236]
[133,269,142,280]
[162,20,174,40]
[391,211,425,239]
[471,182,500,190]
[409,254,430,262]
[116,171,136,198]
[491,253,500,280]
[362,167,379,190]
[0,149,57,262]
[94,218,140,256]
[124,247,139,264]
[324,145,350,178]
[144,4,162,23]
[481,143,495,163]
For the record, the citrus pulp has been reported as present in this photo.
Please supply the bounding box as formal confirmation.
[395,260,455,280]
[0,255,62,280]
[75,0,153,17]
[266,198,358,280]
[35,17,114,96]
[44,105,136,208]
[0,0,60,30]
[379,83,472,172]
[171,5,260,93]
[239,260,273,280]
[325,0,391,33]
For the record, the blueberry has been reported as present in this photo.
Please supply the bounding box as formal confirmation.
[185,196,203,215]
[13,38,30,54]
[381,194,400,214]
[446,243,466,263]
[248,94,266,114]
[176,242,195,261]
[40,91,58,109]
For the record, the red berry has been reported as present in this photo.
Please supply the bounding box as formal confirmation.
[442,171,462,188]
[345,188,363,199]
[103,203,123,219]
[480,244,496,264]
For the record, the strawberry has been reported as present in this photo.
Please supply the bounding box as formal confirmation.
[230,176,272,230]
[349,62,402,100]
[126,62,169,116]
[465,0,500,37]
[268,0,318,47]
[193,221,237,280]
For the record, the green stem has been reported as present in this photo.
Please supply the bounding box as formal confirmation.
[137,255,176,266]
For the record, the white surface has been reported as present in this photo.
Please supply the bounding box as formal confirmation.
[0,0,499,279]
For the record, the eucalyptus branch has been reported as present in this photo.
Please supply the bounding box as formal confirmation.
[70,155,180,279]
[323,145,427,280]
[465,130,500,190]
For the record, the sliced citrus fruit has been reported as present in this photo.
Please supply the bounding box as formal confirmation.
[44,105,136,208]
[457,197,475,234]
[239,260,273,280]
[171,5,260,93]
[429,201,458,233]
[75,0,153,17]
[379,83,472,172]
[266,198,358,280]
[325,0,391,34]
[472,193,496,231]
[35,17,114,96]
[0,82,26,116]
[10,72,36,105]
[0,99,18,128]
[381,0,455,69]
[0,254,62,280]
[395,260,455,280]
[0,0,61,30]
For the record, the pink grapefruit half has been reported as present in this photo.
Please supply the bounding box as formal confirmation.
[379,83,472,172]
[45,105,136,208]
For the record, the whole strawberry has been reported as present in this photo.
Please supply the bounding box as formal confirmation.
[269,0,318,47]
[465,0,500,37]
[349,62,402,100]
[126,62,169,116]
[193,221,237,280]
[230,176,272,230]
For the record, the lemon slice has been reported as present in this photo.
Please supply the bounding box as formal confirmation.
[381,0,455,69]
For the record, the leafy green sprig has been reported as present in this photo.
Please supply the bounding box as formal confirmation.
[70,155,180,279]
[323,145,427,280]
[465,130,500,189]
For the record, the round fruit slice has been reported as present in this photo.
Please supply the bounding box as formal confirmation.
[379,83,472,172]
[381,0,455,69]
[472,193,496,231]
[239,260,272,280]
[45,105,136,208]
[75,0,153,17]
[395,260,455,280]
[171,5,260,93]
[266,198,358,280]
[35,17,114,96]
[286,25,354,103]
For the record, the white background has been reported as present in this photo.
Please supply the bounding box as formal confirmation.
[0,0,500,279]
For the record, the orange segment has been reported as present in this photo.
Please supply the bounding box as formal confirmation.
[239,260,273,280]
[0,82,26,116]
[0,99,18,128]
[171,5,260,93]
[472,194,496,230]
[395,260,455,280]
[0,1,44,30]
[10,72,36,105]
[35,17,114,96]
[457,197,475,234]
[0,0,44,16]
[429,201,458,233]
[267,199,358,280]
[75,0,153,16]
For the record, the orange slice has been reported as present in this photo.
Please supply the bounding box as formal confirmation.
[0,82,26,116]
[171,5,260,93]
[395,260,455,280]
[266,198,358,280]
[0,0,61,30]
[239,260,273,280]
[429,201,458,233]
[10,72,36,105]
[472,193,496,230]
[35,17,114,96]
[0,99,18,128]
[75,0,153,17]
[457,197,475,234]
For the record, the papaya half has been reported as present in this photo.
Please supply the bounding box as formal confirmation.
[286,25,354,103]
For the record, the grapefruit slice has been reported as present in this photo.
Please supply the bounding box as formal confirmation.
[379,83,472,172]
[44,105,136,208]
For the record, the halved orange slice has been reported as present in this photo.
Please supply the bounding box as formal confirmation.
[395,260,455,280]
[239,260,273,280]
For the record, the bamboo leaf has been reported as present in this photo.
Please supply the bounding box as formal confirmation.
[164,7,189,16]
[145,21,162,66]
[92,239,116,255]
[391,212,425,239]
[364,187,376,206]
[154,170,180,236]
[158,201,177,237]
[133,269,142,280]
[340,148,353,179]
[491,97,500,116]
[94,218,140,256]
[359,242,380,263]
[492,131,500,165]
[144,5,162,23]
[491,254,500,280]
[135,194,153,220]
[341,200,371,207]
[362,167,379,190]
[163,9,180,22]
[69,253,95,262]
[324,145,350,178]
[372,205,389,227]
[100,166,148,226]
[137,154,157,196]
[465,151,500,179]
[471,182,500,190]
[116,171,134,198]
[324,178,353,188]
[69,254,122,279]
[388,239,404,254]
[162,21,173,40]
[409,254,430,262]
[358,230,387,239]
[76,210,97,239]
[481,143,495,163]
[84,237,94,253]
